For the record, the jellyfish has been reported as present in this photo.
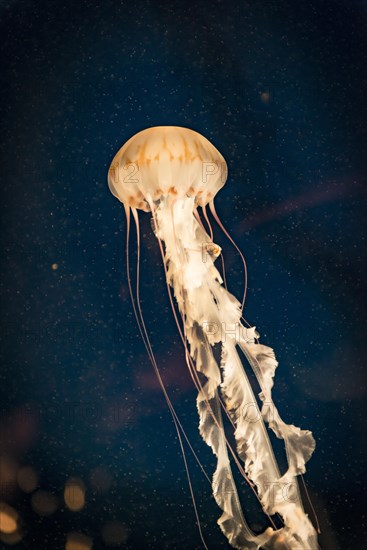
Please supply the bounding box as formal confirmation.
[107,126,319,549]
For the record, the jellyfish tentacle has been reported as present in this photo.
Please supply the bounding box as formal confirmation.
[151,198,269,497]
[152,196,269,547]
[154,195,318,549]
[159,198,269,497]
[209,201,254,331]
[201,204,214,242]
[126,206,210,550]
[209,199,248,311]
[154,195,298,549]
[190,324,268,550]
[220,338,281,494]
[130,206,210,483]
[220,339,318,548]
[201,204,229,290]
[300,474,321,535]
[238,331,316,507]
[208,201,317,545]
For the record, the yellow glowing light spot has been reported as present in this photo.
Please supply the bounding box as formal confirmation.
[17,466,38,493]
[260,91,271,104]
[51,263,59,270]
[64,478,85,512]
[31,490,58,516]
[101,520,130,546]
[0,502,18,534]
[65,532,93,550]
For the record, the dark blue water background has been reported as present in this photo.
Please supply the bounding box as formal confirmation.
[0,1,366,548]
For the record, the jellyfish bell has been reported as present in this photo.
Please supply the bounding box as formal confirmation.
[107,126,319,550]
[108,126,227,211]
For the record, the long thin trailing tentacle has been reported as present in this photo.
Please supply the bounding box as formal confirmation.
[209,199,248,312]
[201,204,229,291]
[125,205,209,549]
[130,206,211,484]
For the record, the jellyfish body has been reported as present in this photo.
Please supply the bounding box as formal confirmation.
[108,127,318,550]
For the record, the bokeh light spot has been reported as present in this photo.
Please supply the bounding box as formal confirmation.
[260,91,271,104]
[64,478,85,512]
[0,530,23,546]
[0,502,18,534]
[17,466,38,493]
[31,490,58,516]
[65,531,93,550]
[101,520,130,546]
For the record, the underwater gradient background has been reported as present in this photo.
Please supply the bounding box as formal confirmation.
[0,0,366,548]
